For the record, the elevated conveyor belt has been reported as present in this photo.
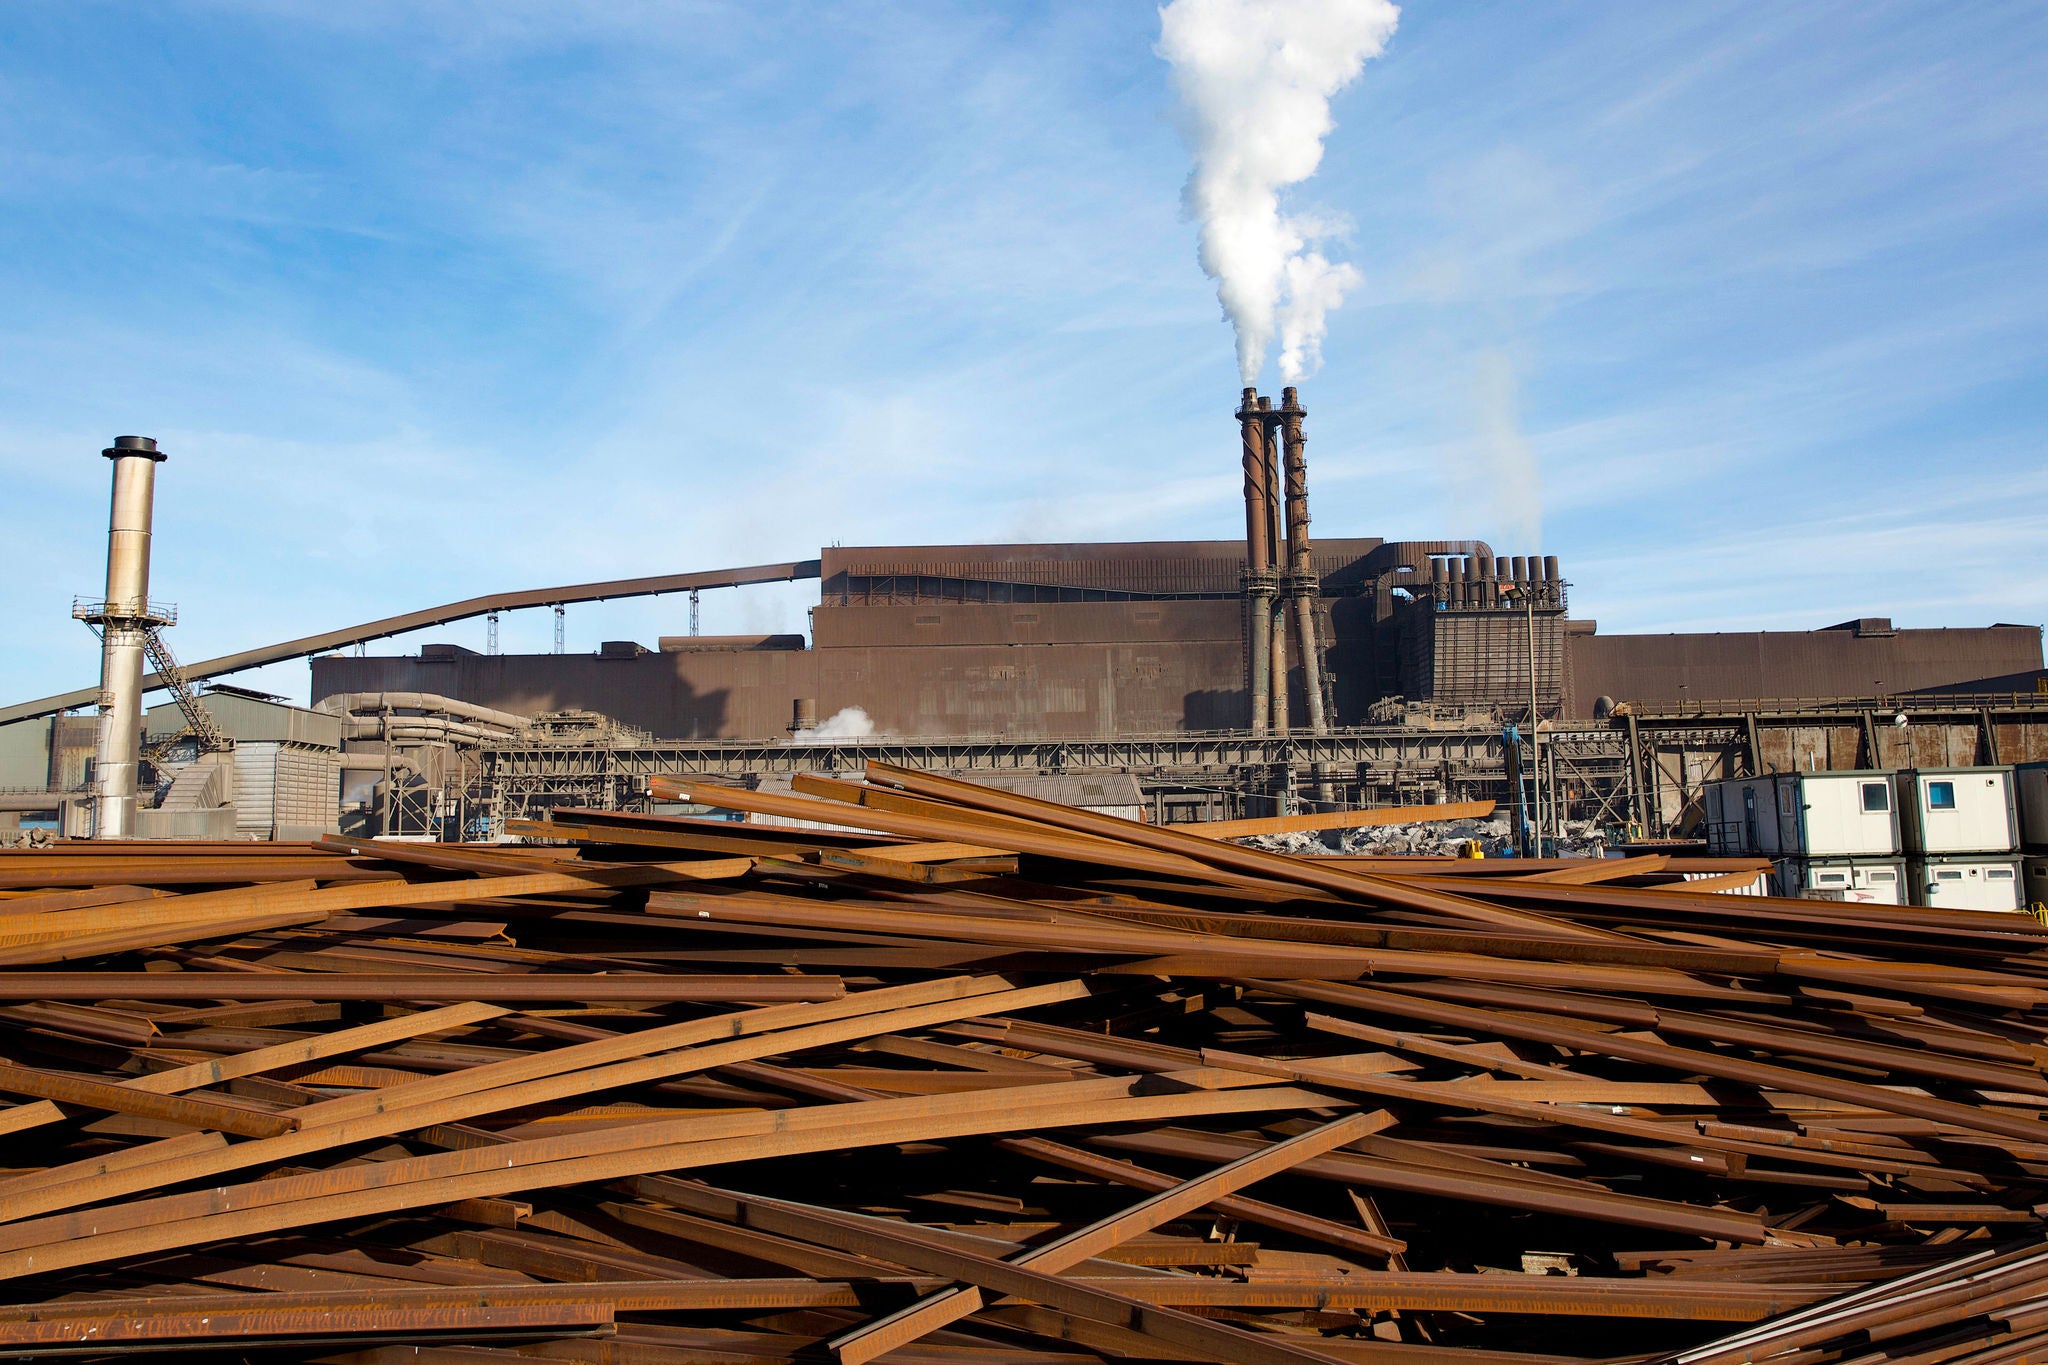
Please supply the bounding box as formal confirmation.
[0,560,822,726]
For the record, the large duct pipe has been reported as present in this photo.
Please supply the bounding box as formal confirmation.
[89,436,167,839]
[1237,388,1273,733]
[319,692,531,731]
[1278,387,1327,734]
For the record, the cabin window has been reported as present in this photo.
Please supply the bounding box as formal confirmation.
[1861,782,1889,812]
[1989,868,2016,880]
[1928,781,1956,810]
[1937,869,1964,880]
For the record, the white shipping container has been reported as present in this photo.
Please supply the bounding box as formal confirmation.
[1703,772,1897,857]
[1774,772,1899,858]
[2016,763,2048,853]
[1896,768,2018,855]
[1770,858,1905,904]
[1909,856,2023,912]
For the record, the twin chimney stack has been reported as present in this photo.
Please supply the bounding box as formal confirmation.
[1237,387,1328,735]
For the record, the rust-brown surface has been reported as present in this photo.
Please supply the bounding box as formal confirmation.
[0,767,2045,1361]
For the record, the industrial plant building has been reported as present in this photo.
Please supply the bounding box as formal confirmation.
[307,541,2041,742]
[3,393,2043,843]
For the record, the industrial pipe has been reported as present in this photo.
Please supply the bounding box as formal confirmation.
[89,436,167,839]
[318,692,531,731]
[345,718,516,747]
[1278,387,1327,734]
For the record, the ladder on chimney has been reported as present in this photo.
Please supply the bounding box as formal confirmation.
[141,628,229,753]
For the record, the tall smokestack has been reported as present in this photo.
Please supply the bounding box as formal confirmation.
[1279,388,1328,734]
[87,436,167,839]
[1237,388,1274,733]
[1260,397,1287,731]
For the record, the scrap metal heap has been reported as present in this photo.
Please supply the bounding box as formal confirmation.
[0,770,2045,1359]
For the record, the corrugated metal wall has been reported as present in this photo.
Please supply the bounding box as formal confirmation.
[233,742,340,838]
[1568,626,2043,713]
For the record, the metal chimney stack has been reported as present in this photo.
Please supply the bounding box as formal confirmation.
[1236,388,1276,733]
[1278,387,1328,735]
[85,436,168,839]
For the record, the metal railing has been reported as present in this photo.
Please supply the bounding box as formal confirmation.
[70,596,176,626]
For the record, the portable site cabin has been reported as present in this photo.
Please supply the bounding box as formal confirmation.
[1702,771,1898,858]
[1895,767,2019,857]
[2017,762,2048,853]
[1770,858,1906,905]
[1911,856,2023,912]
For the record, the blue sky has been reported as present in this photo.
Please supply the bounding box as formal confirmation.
[2,1,2044,706]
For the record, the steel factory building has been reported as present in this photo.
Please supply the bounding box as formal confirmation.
[310,539,2041,741]
[3,395,2043,841]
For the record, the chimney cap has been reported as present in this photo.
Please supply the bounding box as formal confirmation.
[103,435,166,462]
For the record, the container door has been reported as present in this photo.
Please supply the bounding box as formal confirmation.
[1926,864,1968,906]
[1984,864,2021,911]
[1854,778,1895,855]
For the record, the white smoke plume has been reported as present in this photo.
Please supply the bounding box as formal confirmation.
[791,706,877,744]
[1454,349,1544,549]
[1158,0,1399,383]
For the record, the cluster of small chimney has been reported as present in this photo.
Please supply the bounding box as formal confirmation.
[1237,386,1328,735]
[1430,552,1563,609]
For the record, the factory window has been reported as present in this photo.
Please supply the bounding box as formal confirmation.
[1861,782,1888,812]
[1927,781,1956,810]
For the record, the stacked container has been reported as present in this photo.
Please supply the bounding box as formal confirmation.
[1895,767,2021,912]
[1702,771,1904,903]
[2017,762,2048,916]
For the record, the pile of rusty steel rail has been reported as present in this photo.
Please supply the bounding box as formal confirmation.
[0,762,2043,1363]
